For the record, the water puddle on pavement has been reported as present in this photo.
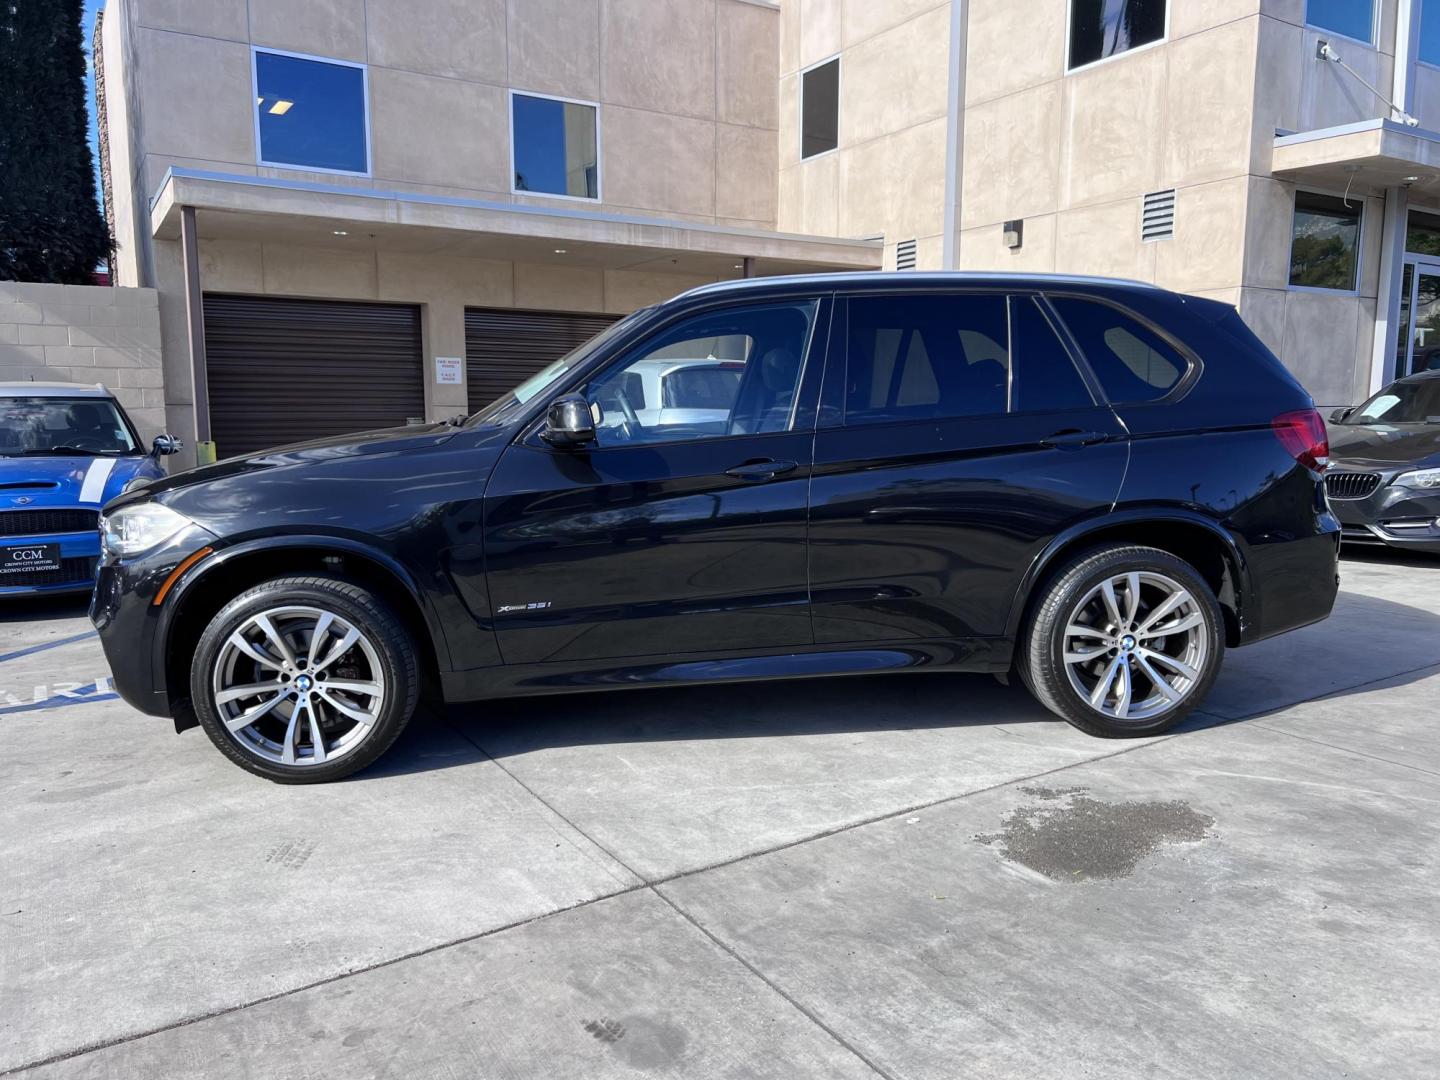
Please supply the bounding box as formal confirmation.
[976,785,1214,882]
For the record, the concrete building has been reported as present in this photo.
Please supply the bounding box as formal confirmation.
[94,0,1440,464]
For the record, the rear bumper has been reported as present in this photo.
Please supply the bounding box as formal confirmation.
[1237,527,1342,645]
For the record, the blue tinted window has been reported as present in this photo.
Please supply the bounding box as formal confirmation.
[1306,0,1374,43]
[512,94,599,199]
[254,51,368,174]
[1422,0,1440,65]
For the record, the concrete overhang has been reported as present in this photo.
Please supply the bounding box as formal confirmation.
[1272,118,1440,190]
[149,168,883,278]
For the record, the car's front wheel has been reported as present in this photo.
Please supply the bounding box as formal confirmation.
[1022,544,1224,737]
[190,576,418,782]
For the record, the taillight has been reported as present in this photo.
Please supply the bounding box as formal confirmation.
[1272,408,1329,473]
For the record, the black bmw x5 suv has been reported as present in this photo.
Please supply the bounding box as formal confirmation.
[92,273,1340,782]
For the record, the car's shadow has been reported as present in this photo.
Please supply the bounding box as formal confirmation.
[371,578,1440,777]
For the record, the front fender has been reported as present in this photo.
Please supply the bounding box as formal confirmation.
[155,533,453,693]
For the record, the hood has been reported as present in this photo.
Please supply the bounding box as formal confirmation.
[0,453,159,511]
[132,422,467,503]
[1327,422,1440,470]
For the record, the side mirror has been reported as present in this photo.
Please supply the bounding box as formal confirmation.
[541,394,596,447]
[1328,407,1353,424]
[152,434,183,457]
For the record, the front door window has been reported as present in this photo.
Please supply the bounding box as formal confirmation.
[583,301,818,447]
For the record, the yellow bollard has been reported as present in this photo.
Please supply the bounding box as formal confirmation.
[196,441,218,466]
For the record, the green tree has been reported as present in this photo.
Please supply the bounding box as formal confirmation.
[0,0,109,283]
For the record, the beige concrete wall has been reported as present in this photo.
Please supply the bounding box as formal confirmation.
[149,239,717,459]
[957,2,1262,299]
[0,283,166,442]
[105,0,780,272]
[776,0,953,269]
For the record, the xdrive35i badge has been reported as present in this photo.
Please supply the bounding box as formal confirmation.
[496,601,553,614]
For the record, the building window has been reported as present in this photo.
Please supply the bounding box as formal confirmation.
[252,49,369,175]
[511,92,599,201]
[1306,0,1375,44]
[1421,0,1440,65]
[1067,0,1167,71]
[1407,211,1440,256]
[800,57,840,159]
[1289,191,1362,292]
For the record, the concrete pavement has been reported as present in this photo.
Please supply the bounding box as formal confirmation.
[1,550,1437,1078]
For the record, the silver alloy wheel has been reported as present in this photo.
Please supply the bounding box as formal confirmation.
[211,605,386,767]
[1061,570,1209,723]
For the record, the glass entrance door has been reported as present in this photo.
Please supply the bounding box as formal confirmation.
[1399,262,1440,378]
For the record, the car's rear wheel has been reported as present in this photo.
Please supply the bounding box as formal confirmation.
[1021,545,1224,737]
[190,576,418,783]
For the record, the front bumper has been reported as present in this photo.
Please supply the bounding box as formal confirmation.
[1327,469,1440,554]
[90,526,218,717]
[0,530,101,595]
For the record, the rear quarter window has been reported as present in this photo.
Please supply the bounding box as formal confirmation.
[1049,297,1189,404]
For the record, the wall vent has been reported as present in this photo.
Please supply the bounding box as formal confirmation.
[1142,189,1176,241]
[896,239,918,271]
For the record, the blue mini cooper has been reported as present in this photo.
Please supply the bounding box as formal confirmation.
[0,382,180,596]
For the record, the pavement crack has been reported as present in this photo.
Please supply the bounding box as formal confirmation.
[654,886,897,1080]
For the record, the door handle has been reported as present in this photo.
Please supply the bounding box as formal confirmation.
[725,458,798,482]
[1040,429,1109,449]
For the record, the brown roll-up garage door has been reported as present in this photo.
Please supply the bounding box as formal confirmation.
[465,307,621,413]
[203,294,425,458]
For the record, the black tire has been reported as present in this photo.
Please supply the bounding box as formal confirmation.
[1021,544,1225,738]
[190,576,419,783]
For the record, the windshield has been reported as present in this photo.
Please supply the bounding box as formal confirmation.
[0,396,140,455]
[466,309,650,426]
[1346,379,1440,425]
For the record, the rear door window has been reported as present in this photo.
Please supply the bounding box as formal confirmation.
[844,294,1009,425]
[1009,297,1094,413]
[1049,297,1188,403]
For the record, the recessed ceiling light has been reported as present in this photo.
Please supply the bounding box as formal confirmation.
[333,230,348,236]
[1404,175,1422,182]
[268,99,294,116]
[554,248,567,254]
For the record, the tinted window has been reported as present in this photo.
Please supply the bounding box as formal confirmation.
[1069,0,1167,70]
[254,51,368,173]
[1306,0,1374,43]
[1050,298,1186,403]
[512,93,599,200]
[1290,191,1361,291]
[801,59,839,159]
[1010,297,1094,413]
[586,301,817,447]
[845,295,1009,425]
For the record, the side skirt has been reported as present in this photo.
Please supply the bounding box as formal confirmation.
[441,637,1012,702]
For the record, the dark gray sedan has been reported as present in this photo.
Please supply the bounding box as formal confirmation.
[1327,371,1440,554]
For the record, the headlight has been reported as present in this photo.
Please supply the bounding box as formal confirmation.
[100,503,194,557]
[1395,467,1440,491]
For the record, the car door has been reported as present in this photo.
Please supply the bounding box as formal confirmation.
[807,290,1129,646]
[482,296,829,665]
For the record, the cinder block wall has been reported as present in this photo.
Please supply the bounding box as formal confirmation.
[0,282,166,442]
